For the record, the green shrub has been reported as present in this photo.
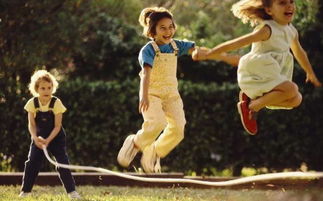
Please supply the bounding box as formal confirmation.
[1,79,322,175]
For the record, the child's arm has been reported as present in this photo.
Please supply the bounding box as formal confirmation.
[192,47,241,67]
[27,112,44,149]
[212,52,241,67]
[191,46,209,60]
[139,65,151,113]
[44,113,63,146]
[188,47,195,55]
[290,33,322,87]
[201,25,271,60]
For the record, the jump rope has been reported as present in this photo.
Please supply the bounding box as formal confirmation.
[43,146,323,187]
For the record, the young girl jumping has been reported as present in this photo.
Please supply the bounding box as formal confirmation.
[19,70,81,199]
[193,0,321,135]
[117,7,238,173]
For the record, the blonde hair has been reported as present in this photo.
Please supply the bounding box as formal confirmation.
[231,0,273,27]
[138,7,176,38]
[28,70,58,97]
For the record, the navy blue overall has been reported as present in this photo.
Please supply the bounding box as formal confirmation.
[21,97,76,193]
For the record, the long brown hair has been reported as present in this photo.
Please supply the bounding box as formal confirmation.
[231,0,273,26]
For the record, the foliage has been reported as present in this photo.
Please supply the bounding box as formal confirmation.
[0,0,80,84]
[69,12,143,81]
[0,0,145,83]
[0,0,323,175]
[0,0,321,83]
[1,79,323,175]
[294,0,319,35]
[296,0,323,82]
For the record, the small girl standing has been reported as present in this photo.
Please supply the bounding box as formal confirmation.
[193,0,321,135]
[117,7,238,173]
[19,70,81,199]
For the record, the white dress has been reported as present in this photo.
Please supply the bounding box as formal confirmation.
[238,20,298,109]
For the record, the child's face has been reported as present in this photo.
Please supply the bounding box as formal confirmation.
[265,0,296,25]
[153,17,175,45]
[36,80,53,100]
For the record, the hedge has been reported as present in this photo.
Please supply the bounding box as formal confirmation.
[1,78,322,175]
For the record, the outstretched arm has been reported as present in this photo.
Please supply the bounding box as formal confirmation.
[193,25,271,61]
[206,25,271,59]
[192,47,240,67]
[217,52,241,67]
[291,32,322,87]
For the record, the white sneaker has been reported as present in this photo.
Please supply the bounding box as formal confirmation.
[117,134,139,167]
[19,192,31,197]
[68,191,81,199]
[141,143,161,173]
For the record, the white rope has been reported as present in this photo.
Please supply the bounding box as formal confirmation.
[43,146,323,187]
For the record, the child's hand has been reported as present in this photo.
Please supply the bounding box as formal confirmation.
[33,136,46,149]
[306,72,322,87]
[191,48,199,60]
[139,96,149,113]
[192,47,209,61]
[40,137,51,147]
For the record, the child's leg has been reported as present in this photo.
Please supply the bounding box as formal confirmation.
[140,94,185,173]
[21,143,44,192]
[267,93,302,108]
[154,95,186,158]
[135,95,167,150]
[118,95,166,168]
[249,81,302,112]
[49,140,76,193]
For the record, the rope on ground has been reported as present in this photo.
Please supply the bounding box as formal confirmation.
[43,146,323,187]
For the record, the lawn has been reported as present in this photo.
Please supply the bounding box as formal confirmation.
[1,185,322,201]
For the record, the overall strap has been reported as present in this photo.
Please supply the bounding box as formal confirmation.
[150,41,161,56]
[49,97,57,109]
[33,97,40,110]
[170,40,178,56]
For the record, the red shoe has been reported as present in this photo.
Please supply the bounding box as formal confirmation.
[237,101,258,135]
[239,91,250,103]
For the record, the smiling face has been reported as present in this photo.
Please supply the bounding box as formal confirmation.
[265,0,296,25]
[36,80,53,102]
[153,17,176,45]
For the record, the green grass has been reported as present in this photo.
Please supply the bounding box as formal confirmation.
[1,185,322,201]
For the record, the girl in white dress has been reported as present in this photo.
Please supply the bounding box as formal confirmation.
[193,0,321,135]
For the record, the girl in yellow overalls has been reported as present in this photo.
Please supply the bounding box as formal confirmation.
[117,7,239,173]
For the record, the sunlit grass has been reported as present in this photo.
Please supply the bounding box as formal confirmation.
[1,185,322,201]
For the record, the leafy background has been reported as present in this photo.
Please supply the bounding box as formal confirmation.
[1,0,322,175]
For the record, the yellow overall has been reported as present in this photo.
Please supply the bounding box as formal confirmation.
[135,40,186,158]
